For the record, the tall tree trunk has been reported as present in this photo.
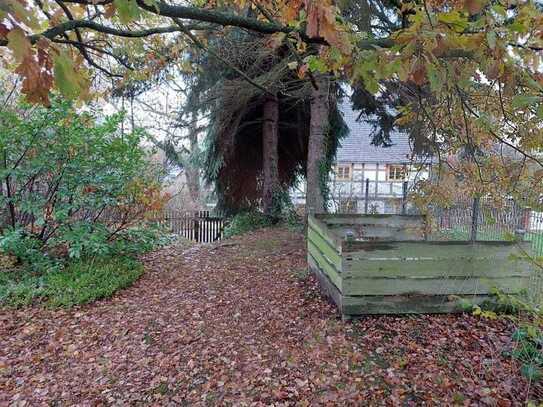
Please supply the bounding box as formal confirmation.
[306,75,330,214]
[262,94,279,216]
[185,111,201,207]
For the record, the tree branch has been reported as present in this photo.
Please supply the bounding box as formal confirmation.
[0,20,196,46]
[0,1,481,62]
[249,0,319,91]
[173,18,276,97]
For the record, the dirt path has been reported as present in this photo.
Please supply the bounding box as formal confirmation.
[0,228,539,405]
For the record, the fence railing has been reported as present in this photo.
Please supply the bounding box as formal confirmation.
[429,198,529,241]
[527,211,543,257]
[157,210,227,243]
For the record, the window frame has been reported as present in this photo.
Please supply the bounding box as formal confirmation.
[335,164,352,181]
[387,164,406,181]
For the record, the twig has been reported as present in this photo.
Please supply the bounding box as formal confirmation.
[249,0,319,90]
[173,18,276,97]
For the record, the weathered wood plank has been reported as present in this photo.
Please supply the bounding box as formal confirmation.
[343,257,532,278]
[317,213,426,228]
[343,240,531,258]
[308,241,342,290]
[342,275,529,296]
[329,224,426,241]
[309,254,343,310]
[341,294,492,315]
[308,215,343,253]
[307,228,342,270]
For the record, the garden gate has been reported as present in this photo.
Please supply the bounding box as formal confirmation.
[159,210,226,243]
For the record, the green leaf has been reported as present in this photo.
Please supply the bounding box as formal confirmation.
[521,364,542,382]
[509,20,527,34]
[512,95,541,110]
[438,11,469,31]
[364,77,379,94]
[457,298,473,311]
[486,31,497,50]
[306,56,328,73]
[491,4,506,17]
[114,0,140,24]
[53,52,83,99]
[142,0,159,11]
[426,63,441,92]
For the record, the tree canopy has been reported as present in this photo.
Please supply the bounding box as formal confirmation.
[2,0,543,205]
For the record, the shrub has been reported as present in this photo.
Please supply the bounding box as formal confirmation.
[0,229,61,273]
[111,224,174,256]
[0,98,169,268]
[223,211,273,238]
[222,187,304,238]
[0,256,144,308]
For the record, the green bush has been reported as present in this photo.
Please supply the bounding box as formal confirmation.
[222,188,304,237]
[112,224,174,255]
[223,211,273,238]
[0,229,61,273]
[0,98,169,268]
[0,256,143,308]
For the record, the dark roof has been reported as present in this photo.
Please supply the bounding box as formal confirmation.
[336,101,429,164]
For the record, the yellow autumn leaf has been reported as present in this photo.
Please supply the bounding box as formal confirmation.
[7,27,31,63]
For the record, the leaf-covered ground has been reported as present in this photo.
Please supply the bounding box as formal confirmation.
[1,227,541,405]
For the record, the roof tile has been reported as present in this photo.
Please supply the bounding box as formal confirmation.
[337,101,429,164]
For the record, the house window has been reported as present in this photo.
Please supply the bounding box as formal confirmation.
[335,164,352,181]
[388,165,405,181]
[339,198,357,213]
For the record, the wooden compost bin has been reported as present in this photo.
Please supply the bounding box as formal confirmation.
[308,214,532,317]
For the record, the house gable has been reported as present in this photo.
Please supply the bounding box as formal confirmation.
[336,101,432,165]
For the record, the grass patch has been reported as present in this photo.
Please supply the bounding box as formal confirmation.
[223,211,273,238]
[0,256,143,308]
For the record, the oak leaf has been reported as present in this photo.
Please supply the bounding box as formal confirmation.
[7,27,31,62]
[15,53,53,105]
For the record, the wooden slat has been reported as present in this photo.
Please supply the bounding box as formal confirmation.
[308,214,533,316]
[344,240,530,258]
[341,294,492,315]
[309,255,343,311]
[308,215,343,252]
[317,213,426,228]
[330,224,425,241]
[342,275,529,296]
[307,228,342,270]
[308,241,342,290]
[343,257,532,278]
[157,210,225,242]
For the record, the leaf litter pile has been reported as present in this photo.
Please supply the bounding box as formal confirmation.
[1,227,541,404]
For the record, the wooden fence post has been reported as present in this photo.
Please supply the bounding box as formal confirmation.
[470,196,480,242]
[194,217,200,242]
[401,181,408,215]
[364,178,369,214]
